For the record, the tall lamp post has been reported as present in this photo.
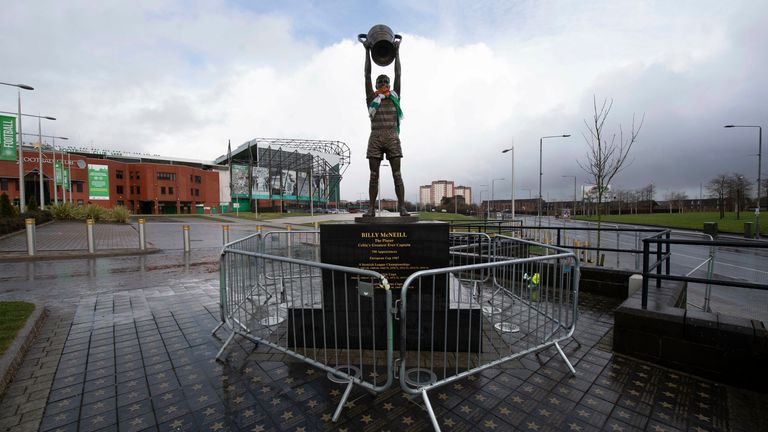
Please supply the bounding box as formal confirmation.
[0,82,34,211]
[562,175,577,216]
[18,132,67,205]
[724,124,762,238]
[1,111,57,210]
[539,134,571,227]
[502,145,515,221]
[491,178,504,220]
[479,184,488,219]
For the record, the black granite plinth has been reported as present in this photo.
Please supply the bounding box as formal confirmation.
[287,222,481,351]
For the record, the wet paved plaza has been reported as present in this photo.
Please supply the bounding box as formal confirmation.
[1,229,767,431]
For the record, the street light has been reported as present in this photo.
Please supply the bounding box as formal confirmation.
[539,134,571,227]
[0,82,34,211]
[502,144,515,221]
[562,175,577,216]
[19,131,68,205]
[724,124,762,238]
[491,178,504,220]
[2,112,58,210]
[479,184,488,219]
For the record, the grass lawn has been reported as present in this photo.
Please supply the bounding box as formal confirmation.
[0,301,35,355]
[574,211,766,235]
[416,212,479,222]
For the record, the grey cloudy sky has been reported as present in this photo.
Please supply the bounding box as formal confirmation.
[1,0,766,202]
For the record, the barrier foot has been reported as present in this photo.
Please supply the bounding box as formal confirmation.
[332,380,354,422]
[554,341,576,376]
[422,390,441,432]
[215,331,235,363]
[211,322,225,337]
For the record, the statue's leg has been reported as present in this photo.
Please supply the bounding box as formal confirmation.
[366,158,381,217]
[390,158,408,216]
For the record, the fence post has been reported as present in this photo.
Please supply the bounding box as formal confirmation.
[642,240,649,309]
[222,225,230,245]
[25,218,35,256]
[616,228,620,268]
[86,218,95,253]
[664,231,671,277]
[655,239,662,288]
[138,218,146,250]
[183,224,190,252]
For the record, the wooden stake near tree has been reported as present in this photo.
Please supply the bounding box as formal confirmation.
[578,96,644,262]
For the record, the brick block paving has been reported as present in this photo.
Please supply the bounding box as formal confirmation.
[0,221,139,252]
[0,254,766,431]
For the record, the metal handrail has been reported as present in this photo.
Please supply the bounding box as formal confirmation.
[641,234,768,309]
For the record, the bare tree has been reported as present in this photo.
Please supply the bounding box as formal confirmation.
[726,174,752,219]
[578,97,644,220]
[578,96,644,260]
[706,174,729,219]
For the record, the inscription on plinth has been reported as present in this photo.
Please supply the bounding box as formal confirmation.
[287,222,481,352]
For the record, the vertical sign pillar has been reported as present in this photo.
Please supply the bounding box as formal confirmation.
[222,225,230,245]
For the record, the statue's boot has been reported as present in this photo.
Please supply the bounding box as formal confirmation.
[364,208,376,217]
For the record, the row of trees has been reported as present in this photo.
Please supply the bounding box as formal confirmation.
[706,173,758,219]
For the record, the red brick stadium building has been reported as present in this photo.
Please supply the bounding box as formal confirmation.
[0,145,224,214]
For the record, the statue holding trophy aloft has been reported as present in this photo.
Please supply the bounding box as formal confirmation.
[359,25,408,217]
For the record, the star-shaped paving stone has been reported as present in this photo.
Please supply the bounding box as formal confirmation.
[577,409,590,418]
[129,404,141,412]
[511,396,524,404]
[695,413,711,422]
[460,405,472,413]
[251,425,265,432]
[162,393,174,401]
[271,398,281,406]
[170,419,184,428]
[321,413,332,422]
[383,402,394,411]
[549,397,560,405]
[361,415,373,424]
[210,422,224,431]
[539,409,551,417]
[91,415,105,424]
[204,407,216,416]
[484,419,498,429]
[281,411,294,421]
[166,406,177,414]
[568,422,582,431]
[475,394,486,402]
[527,421,540,430]
[610,423,624,431]
[402,416,414,425]
[499,407,511,416]
[198,395,209,403]
[131,417,144,426]
[444,418,456,427]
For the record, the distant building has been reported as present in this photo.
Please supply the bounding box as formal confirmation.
[419,180,471,207]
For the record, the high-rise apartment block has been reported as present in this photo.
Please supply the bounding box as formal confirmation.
[419,180,472,207]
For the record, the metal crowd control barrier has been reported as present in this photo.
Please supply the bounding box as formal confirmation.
[398,235,579,431]
[215,230,580,430]
[216,243,392,421]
